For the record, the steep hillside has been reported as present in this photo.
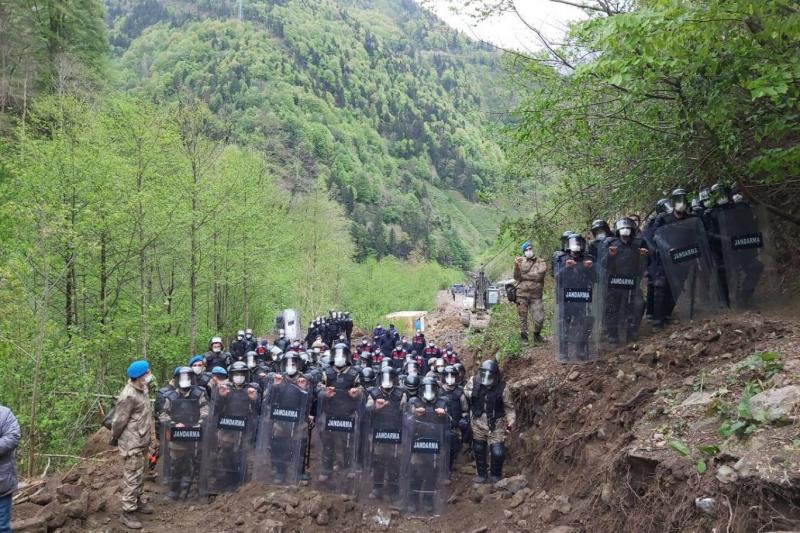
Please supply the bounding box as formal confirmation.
[104,0,510,266]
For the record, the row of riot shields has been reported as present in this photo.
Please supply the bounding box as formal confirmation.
[554,204,776,364]
[162,379,449,516]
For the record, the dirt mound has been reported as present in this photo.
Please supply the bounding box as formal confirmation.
[503,311,800,532]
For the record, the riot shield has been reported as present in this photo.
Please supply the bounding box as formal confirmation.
[653,217,722,320]
[399,409,450,516]
[597,241,646,346]
[252,377,310,486]
[310,388,364,495]
[159,395,203,499]
[555,260,601,363]
[359,396,404,503]
[199,385,257,495]
[715,204,775,309]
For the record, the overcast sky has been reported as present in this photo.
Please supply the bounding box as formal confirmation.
[424,0,587,51]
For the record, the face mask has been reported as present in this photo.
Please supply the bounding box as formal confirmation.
[381,374,392,389]
[237,335,244,341]
[620,228,632,237]
[408,367,418,377]
[178,376,192,389]
[233,375,245,385]
[445,375,455,386]
[733,194,744,203]
[524,250,534,258]
[285,360,297,376]
[480,371,494,387]
[423,389,435,402]
[334,353,347,368]
[144,373,154,384]
[674,201,687,213]
[569,244,581,253]
[718,196,729,205]
[212,347,221,353]
[595,232,606,240]
[192,365,204,375]
[428,342,434,347]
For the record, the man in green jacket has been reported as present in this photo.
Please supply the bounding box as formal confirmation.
[111,360,155,530]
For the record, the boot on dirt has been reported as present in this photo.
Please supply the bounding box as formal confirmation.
[520,332,529,343]
[136,499,154,514]
[533,332,545,343]
[120,511,143,530]
[473,439,489,484]
[489,443,505,484]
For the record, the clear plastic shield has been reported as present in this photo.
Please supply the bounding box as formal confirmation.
[400,409,450,516]
[654,217,722,321]
[252,377,310,486]
[310,389,364,495]
[359,395,404,503]
[715,204,776,309]
[199,385,257,495]
[555,260,601,363]
[159,396,203,498]
[597,241,646,346]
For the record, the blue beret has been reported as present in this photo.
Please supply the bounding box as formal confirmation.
[189,355,204,366]
[211,366,227,376]
[127,359,150,379]
[521,241,532,252]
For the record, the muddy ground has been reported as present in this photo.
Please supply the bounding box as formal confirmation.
[10,294,800,532]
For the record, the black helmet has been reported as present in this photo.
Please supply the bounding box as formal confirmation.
[421,376,439,402]
[229,361,250,385]
[567,233,586,253]
[403,359,421,377]
[453,362,466,384]
[590,220,611,239]
[175,366,195,389]
[379,366,396,390]
[478,359,499,387]
[698,188,710,204]
[404,374,421,396]
[281,352,304,377]
[358,350,371,367]
[655,198,672,214]
[443,365,459,387]
[361,367,377,388]
[614,217,637,237]
[671,188,688,214]
[711,183,732,205]
[560,231,574,251]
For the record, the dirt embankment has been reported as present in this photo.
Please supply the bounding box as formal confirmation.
[10,299,800,532]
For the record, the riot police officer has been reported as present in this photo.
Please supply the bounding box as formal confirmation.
[364,367,407,500]
[439,366,468,470]
[588,220,611,258]
[465,360,515,484]
[204,336,230,371]
[159,367,208,500]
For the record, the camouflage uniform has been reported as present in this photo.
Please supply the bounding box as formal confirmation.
[111,381,153,513]
[513,255,547,336]
[463,376,515,445]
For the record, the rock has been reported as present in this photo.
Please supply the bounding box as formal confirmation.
[252,496,269,512]
[568,371,580,381]
[315,509,330,526]
[507,491,526,509]
[56,483,83,503]
[29,490,53,506]
[495,474,528,494]
[680,391,715,408]
[704,330,721,342]
[9,516,47,533]
[517,520,530,529]
[446,494,459,504]
[89,493,107,513]
[683,377,695,387]
[269,491,300,508]
[65,492,89,518]
[298,494,327,517]
[540,505,560,523]
[716,465,739,484]
[546,527,578,533]
[62,471,80,484]
[39,501,68,529]
[503,509,513,519]
[616,370,626,380]
[748,386,800,421]
[535,490,548,500]
[601,483,613,504]
[257,519,285,533]
[235,517,246,526]
[721,352,733,359]
[555,494,571,514]
[471,527,489,533]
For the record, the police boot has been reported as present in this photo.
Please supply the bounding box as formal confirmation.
[520,332,529,342]
[120,511,143,530]
[473,439,488,484]
[489,443,505,484]
[165,480,180,501]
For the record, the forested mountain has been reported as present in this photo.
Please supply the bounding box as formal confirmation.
[104,0,507,264]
